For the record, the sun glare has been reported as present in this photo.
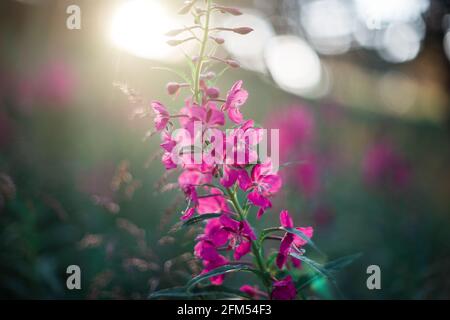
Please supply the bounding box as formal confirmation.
[109,0,178,60]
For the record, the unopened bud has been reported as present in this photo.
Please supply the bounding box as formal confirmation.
[233,27,254,35]
[210,36,225,45]
[166,82,180,95]
[166,37,194,46]
[203,71,216,80]
[215,6,242,16]
[226,59,240,68]
[206,87,220,99]
[167,39,184,46]
[165,29,184,37]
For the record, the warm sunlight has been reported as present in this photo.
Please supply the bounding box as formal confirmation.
[109,0,176,60]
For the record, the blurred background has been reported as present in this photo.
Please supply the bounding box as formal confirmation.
[0,0,449,299]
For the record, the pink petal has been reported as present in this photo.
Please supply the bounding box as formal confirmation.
[181,207,195,220]
[279,210,294,228]
[228,107,243,124]
[220,166,239,188]
[293,226,313,247]
[233,240,251,260]
[276,233,294,269]
[237,170,252,190]
[247,191,271,209]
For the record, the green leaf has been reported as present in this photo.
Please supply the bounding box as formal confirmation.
[289,252,333,280]
[149,285,251,300]
[296,253,362,290]
[170,213,222,233]
[324,253,362,273]
[187,264,261,290]
[282,227,325,256]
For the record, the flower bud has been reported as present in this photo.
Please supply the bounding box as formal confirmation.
[166,37,194,46]
[210,36,225,45]
[165,29,184,37]
[166,82,180,95]
[215,6,242,16]
[166,39,184,46]
[233,27,254,35]
[206,87,220,99]
[226,59,240,68]
[203,71,216,80]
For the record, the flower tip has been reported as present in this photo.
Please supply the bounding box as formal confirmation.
[165,29,183,37]
[206,87,220,99]
[216,6,242,16]
[201,71,216,80]
[166,39,183,46]
[226,59,240,68]
[233,27,254,35]
[166,82,180,95]
[210,36,225,45]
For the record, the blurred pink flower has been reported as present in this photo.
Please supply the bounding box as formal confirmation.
[14,60,77,110]
[35,61,77,105]
[362,141,411,189]
[266,105,315,162]
[296,155,320,197]
[0,112,13,148]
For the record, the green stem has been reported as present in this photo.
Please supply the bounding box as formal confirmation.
[225,187,271,294]
[193,0,212,104]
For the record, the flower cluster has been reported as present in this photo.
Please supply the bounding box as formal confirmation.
[148,0,315,300]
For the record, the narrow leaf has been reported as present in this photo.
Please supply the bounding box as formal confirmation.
[289,252,333,280]
[187,264,260,290]
[149,285,250,299]
[295,253,362,290]
[170,213,222,233]
[283,227,325,256]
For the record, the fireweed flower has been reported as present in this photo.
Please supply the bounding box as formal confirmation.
[225,119,263,165]
[270,276,297,300]
[239,158,282,218]
[141,1,338,300]
[219,214,256,260]
[222,80,248,124]
[276,210,313,269]
[151,101,170,131]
